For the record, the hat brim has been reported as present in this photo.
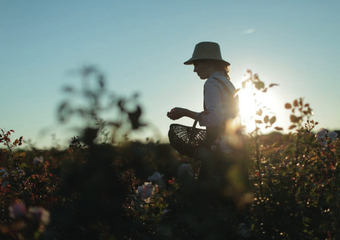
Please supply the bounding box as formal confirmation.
[184,58,230,66]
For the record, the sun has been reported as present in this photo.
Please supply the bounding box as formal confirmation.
[237,81,275,133]
[238,82,257,133]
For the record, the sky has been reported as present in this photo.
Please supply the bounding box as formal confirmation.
[1,1,340,148]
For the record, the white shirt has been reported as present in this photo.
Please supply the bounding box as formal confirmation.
[198,71,238,127]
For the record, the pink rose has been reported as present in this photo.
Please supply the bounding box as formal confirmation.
[9,201,26,219]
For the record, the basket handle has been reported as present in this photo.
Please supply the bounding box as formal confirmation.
[188,112,204,146]
[192,112,203,128]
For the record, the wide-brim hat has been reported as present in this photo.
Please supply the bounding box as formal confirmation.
[184,41,230,66]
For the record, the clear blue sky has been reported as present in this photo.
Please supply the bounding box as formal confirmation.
[1,1,339,148]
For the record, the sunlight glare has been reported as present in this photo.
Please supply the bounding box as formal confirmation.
[238,79,278,134]
[238,81,256,133]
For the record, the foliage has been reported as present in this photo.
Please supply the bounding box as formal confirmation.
[0,67,339,240]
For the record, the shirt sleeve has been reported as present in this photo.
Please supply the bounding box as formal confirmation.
[198,80,225,127]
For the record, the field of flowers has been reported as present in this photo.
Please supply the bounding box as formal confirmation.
[0,68,339,240]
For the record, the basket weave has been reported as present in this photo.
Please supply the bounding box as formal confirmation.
[168,115,206,157]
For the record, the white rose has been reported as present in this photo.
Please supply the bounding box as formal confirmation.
[162,209,169,215]
[327,131,338,142]
[28,206,50,225]
[0,168,8,179]
[218,135,233,154]
[237,223,251,238]
[147,172,164,182]
[315,128,327,140]
[178,164,193,176]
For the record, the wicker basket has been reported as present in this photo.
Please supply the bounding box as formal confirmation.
[168,115,206,157]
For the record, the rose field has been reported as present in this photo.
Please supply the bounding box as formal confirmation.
[0,68,339,240]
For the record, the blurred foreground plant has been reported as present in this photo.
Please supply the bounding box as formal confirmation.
[58,66,146,144]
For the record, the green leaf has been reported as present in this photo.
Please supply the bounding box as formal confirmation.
[19,152,26,157]
[285,103,292,109]
[299,98,303,106]
[293,99,298,107]
[270,116,276,125]
[290,114,299,123]
[256,109,263,116]
[289,125,297,130]
[19,163,27,168]
[254,81,265,90]
[264,115,269,123]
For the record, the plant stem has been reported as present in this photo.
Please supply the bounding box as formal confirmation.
[255,129,263,199]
